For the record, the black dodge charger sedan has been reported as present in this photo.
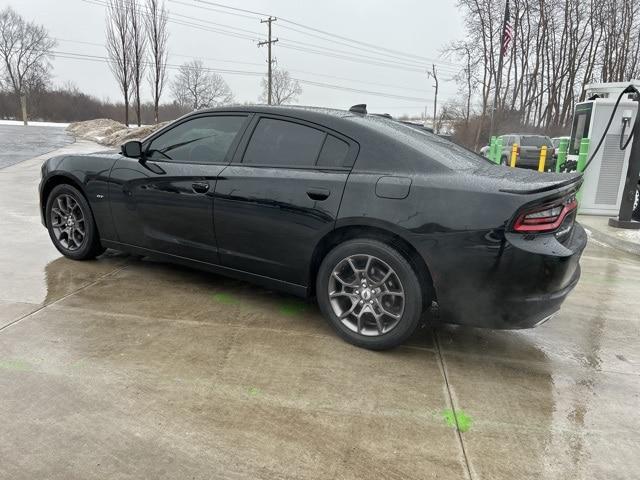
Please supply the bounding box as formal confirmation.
[39,105,587,350]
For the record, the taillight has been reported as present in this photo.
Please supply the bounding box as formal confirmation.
[513,196,578,233]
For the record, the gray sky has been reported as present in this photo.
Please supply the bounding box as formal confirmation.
[12,0,465,117]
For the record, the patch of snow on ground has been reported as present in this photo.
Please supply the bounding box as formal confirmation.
[620,229,640,243]
[0,119,70,128]
[66,119,167,146]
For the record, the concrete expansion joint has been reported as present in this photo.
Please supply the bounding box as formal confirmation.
[433,330,475,480]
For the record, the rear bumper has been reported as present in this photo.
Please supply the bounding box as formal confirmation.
[425,222,587,329]
[493,264,581,328]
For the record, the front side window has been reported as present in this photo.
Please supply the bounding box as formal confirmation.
[146,115,247,164]
[242,118,326,167]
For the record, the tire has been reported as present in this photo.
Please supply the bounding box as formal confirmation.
[633,183,640,222]
[316,239,424,350]
[500,155,509,166]
[45,184,105,260]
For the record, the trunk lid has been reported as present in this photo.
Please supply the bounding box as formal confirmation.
[468,162,582,195]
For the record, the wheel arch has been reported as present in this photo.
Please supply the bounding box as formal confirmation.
[309,223,437,306]
[41,173,90,227]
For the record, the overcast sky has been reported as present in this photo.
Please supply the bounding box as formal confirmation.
[11,0,465,117]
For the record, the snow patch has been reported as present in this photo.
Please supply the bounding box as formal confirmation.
[0,119,70,128]
[66,119,168,146]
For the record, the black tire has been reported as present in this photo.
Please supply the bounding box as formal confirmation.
[500,155,509,166]
[633,183,640,222]
[316,239,424,350]
[45,184,105,260]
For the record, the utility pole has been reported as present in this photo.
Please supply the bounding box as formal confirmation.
[427,64,439,133]
[258,16,278,105]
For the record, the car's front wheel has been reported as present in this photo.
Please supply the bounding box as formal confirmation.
[316,239,423,350]
[46,184,105,260]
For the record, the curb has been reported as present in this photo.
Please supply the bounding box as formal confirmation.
[584,225,640,257]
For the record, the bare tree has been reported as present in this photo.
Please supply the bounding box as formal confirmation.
[130,0,147,127]
[145,0,168,124]
[447,0,640,147]
[259,68,302,105]
[106,0,132,126]
[171,60,233,110]
[0,7,56,125]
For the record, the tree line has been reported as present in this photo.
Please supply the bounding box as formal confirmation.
[0,3,302,125]
[446,0,640,148]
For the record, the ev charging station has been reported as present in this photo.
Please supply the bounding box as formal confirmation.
[568,81,640,228]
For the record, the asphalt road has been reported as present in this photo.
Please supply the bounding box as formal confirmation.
[0,140,639,479]
[0,124,74,170]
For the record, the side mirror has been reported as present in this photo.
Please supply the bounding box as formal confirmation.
[121,140,142,158]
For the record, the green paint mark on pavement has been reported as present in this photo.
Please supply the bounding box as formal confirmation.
[212,292,239,305]
[248,387,260,397]
[279,299,308,316]
[442,409,473,433]
[0,359,32,372]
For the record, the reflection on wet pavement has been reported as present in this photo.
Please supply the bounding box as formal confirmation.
[0,142,639,479]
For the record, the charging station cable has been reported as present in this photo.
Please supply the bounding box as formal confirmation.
[582,84,640,172]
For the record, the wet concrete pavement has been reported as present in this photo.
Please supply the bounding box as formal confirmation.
[0,124,73,170]
[1,141,639,479]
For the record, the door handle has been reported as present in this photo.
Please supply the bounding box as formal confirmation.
[192,182,210,193]
[307,188,330,201]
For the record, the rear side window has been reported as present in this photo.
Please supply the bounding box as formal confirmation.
[243,118,325,167]
[146,115,246,164]
[317,135,350,167]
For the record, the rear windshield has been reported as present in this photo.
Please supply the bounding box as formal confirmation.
[521,136,553,147]
[348,115,492,170]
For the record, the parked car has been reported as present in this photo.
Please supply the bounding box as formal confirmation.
[497,134,556,170]
[552,136,570,149]
[39,105,587,350]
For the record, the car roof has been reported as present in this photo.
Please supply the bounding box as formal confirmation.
[195,104,354,120]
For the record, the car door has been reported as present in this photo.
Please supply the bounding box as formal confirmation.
[214,115,358,285]
[108,113,250,264]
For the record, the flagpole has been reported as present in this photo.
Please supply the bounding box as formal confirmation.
[489,0,510,140]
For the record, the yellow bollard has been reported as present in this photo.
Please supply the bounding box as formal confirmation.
[510,143,518,168]
[538,145,547,172]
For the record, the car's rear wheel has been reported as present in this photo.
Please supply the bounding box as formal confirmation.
[316,239,423,350]
[46,184,105,260]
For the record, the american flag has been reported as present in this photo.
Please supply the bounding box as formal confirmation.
[501,1,514,55]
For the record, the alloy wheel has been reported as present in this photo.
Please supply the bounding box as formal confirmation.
[328,254,405,336]
[50,193,86,251]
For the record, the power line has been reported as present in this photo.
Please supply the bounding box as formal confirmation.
[190,0,461,67]
[55,37,432,94]
[52,49,432,102]
[176,0,460,70]
[84,0,460,75]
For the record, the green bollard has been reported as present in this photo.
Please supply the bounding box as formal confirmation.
[494,137,504,164]
[489,136,497,162]
[576,138,590,204]
[576,138,590,172]
[555,138,569,172]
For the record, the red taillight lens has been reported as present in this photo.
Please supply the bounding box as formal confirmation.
[513,197,578,233]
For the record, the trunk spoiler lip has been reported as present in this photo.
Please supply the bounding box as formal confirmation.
[499,174,583,194]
